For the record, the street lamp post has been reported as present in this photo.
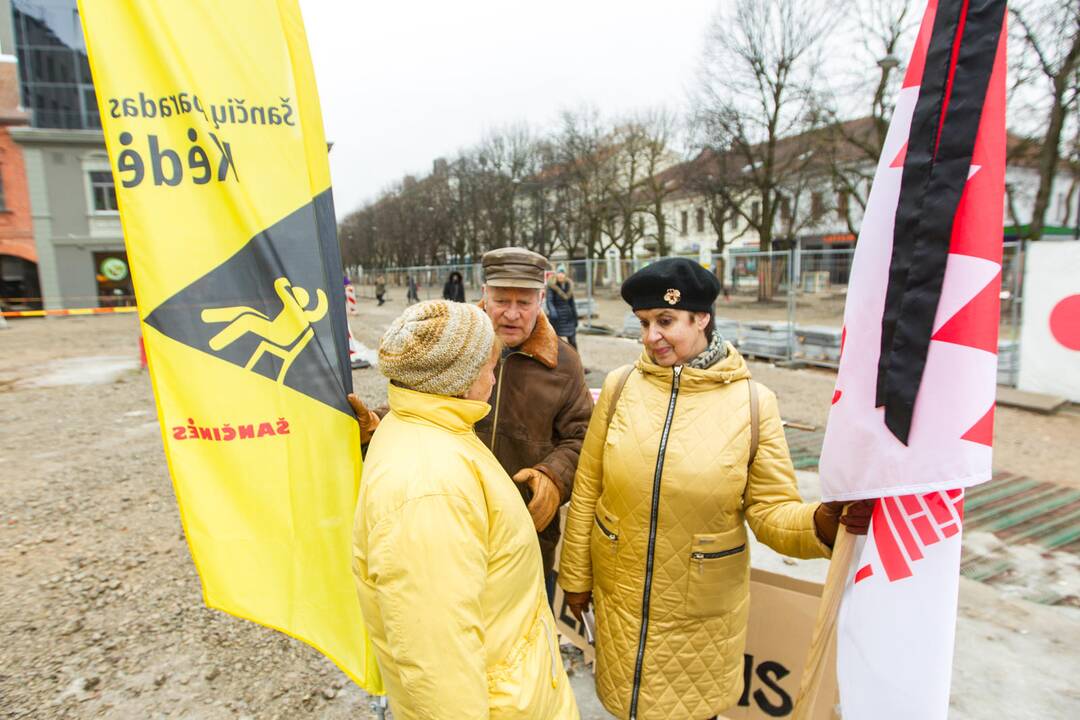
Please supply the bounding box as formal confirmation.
[874,54,902,152]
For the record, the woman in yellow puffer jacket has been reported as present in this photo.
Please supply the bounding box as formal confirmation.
[558,259,871,720]
[352,300,578,719]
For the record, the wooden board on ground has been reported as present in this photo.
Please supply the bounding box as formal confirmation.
[995,385,1068,414]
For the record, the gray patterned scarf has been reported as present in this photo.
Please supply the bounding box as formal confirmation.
[688,331,728,369]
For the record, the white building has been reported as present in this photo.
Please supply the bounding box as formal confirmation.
[648,118,1078,265]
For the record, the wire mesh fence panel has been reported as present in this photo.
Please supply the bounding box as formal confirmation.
[709,250,794,361]
[788,249,853,368]
[354,263,485,303]
[358,242,1026,378]
[562,258,631,335]
[998,242,1022,387]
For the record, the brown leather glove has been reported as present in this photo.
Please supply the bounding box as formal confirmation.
[512,467,561,532]
[564,590,592,622]
[347,393,381,445]
[813,499,876,547]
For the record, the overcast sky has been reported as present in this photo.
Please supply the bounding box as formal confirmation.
[300,0,718,218]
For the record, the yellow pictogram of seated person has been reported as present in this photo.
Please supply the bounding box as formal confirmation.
[200,277,328,383]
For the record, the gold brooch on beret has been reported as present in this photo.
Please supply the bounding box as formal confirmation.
[664,288,681,305]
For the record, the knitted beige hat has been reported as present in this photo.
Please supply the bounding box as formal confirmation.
[378,300,496,396]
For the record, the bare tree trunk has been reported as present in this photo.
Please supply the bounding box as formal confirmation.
[1028,72,1077,240]
[1012,4,1080,241]
[655,203,669,256]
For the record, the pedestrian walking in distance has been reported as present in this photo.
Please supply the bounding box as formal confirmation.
[442,270,466,302]
[545,264,579,349]
[374,275,386,306]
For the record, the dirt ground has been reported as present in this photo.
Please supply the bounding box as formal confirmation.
[1,302,1077,718]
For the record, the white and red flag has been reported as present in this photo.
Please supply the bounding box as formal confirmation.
[818,0,1007,717]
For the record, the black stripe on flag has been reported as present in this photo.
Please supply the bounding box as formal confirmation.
[876,0,1006,445]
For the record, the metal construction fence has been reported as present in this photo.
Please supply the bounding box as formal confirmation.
[351,242,1024,384]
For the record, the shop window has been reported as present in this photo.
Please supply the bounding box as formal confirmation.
[696,208,705,233]
[680,210,688,235]
[93,251,135,307]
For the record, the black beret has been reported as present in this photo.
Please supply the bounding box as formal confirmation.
[621,257,720,313]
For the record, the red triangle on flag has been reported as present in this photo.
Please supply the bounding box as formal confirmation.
[890,142,908,168]
[902,0,939,89]
[931,271,1001,353]
[948,171,1002,263]
[960,405,994,446]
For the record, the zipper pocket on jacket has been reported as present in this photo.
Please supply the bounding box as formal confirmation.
[691,544,746,574]
[594,513,618,543]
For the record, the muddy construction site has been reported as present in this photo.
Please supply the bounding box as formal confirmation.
[1,305,1078,719]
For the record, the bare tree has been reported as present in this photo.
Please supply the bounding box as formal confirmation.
[1010,0,1080,240]
[1062,113,1080,232]
[604,117,652,259]
[691,0,839,298]
[678,149,753,293]
[823,0,918,235]
[634,108,681,256]
[474,125,538,247]
[552,107,617,262]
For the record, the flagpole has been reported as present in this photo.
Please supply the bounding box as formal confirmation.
[791,525,855,720]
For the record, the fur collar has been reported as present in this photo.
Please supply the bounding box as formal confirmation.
[477,299,559,369]
[547,279,573,301]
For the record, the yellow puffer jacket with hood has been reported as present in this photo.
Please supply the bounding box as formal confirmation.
[558,345,830,720]
[353,384,579,719]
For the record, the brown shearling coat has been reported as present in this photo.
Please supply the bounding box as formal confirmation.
[474,305,594,573]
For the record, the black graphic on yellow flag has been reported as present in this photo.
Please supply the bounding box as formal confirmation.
[78,0,382,694]
[144,191,352,413]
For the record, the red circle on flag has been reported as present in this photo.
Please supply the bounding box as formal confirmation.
[1049,294,1080,350]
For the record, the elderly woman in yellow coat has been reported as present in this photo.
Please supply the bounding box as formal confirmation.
[558,259,871,720]
[352,300,579,719]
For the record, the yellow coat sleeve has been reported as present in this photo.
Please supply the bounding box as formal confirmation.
[366,488,490,719]
[558,366,626,592]
[742,384,832,560]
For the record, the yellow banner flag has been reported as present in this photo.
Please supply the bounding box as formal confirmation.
[78,0,382,692]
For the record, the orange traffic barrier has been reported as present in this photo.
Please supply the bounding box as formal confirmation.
[1,306,139,318]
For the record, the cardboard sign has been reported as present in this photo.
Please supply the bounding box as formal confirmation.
[725,570,838,720]
[551,537,837,720]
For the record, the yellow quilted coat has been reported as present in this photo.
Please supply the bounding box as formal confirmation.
[558,346,830,720]
[352,384,579,719]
